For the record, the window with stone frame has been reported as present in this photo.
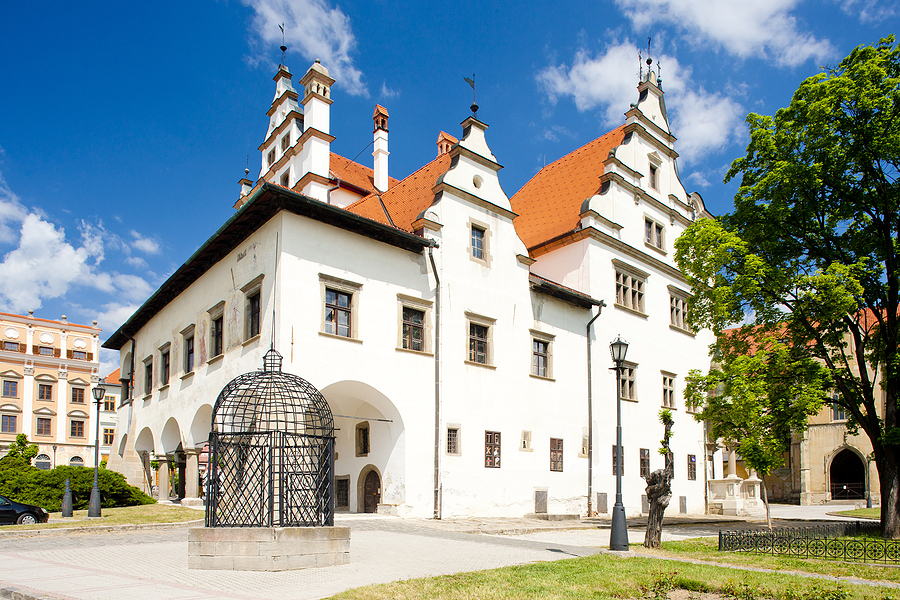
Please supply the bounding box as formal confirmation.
[71,387,85,404]
[531,332,554,379]
[160,346,170,386]
[662,374,676,408]
[325,288,352,337]
[36,417,51,436]
[466,313,495,366]
[832,396,847,421]
[485,431,501,468]
[446,425,461,456]
[356,421,370,457]
[38,384,52,401]
[182,325,195,374]
[612,444,624,475]
[281,133,291,152]
[103,398,116,412]
[669,286,693,333]
[644,217,665,250]
[247,290,261,339]
[211,314,224,357]
[402,307,424,351]
[335,476,350,509]
[620,363,637,401]
[1,415,16,433]
[2,380,17,398]
[103,428,115,445]
[267,148,275,167]
[144,358,153,395]
[550,438,563,472]
[280,172,289,187]
[614,262,647,314]
[471,225,485,260]
[648,163,659,190]
[70,419,84,438]
[640,448,650,478]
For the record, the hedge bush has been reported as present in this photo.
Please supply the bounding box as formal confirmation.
[0,456,155,512]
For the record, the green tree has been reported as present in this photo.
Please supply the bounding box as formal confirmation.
[5,434,38,464]
[676,37,900,536]
[684,331,830,529]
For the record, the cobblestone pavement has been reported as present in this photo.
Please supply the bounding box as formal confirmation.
[0,507,868,600]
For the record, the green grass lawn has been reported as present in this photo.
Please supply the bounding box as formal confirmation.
[837,508,881,520]
[0,503,203,531]
[326,552,896,600]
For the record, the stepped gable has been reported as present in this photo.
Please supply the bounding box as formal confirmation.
[346,154,451,232]
[510,125,626,250]
[328,152,399,195]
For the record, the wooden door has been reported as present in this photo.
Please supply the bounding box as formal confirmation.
[364,471,380,513]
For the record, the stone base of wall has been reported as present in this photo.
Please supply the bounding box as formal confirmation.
[188,526,350,571]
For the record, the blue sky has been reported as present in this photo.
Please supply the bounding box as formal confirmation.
[0,0,896,375]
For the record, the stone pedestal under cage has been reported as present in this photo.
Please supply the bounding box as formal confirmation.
[188,348,350,571]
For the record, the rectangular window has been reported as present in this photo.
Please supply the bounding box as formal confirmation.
[356,422,370,457]
[103,428,115,445]
[281,133,290,152]
[38,346,54,356]
[688,454,697,480]
[620,364,637,401]
[3,341,19,352]
[485,431,501,468]
[615,269,645,313]
[612,445,623,476]
[832,398,847,421]
[325,289,352,338]
[447,426,460,455]
[160,348,170,385]
[649,164,658,190]
[280,172,289,187]
[662,375,676,408]
[2,381,17,398]
[267,148,275,167]
[144,360,153,395]
[469,323,488,364]
[184,333,195,374]
[532,339,549,377]
[550,438,564,472]
[103,398,115,412]
[38,384,52,401]
[70,420,84,438]
[1,415,16,433]
[670,294,690,331]
[644,217,664,250]
[640,448,650,478]
[72,350,87,360]
[471,225,485,260]
[36,418,51,436]
[336,477,349,509]
[211,315,224,357]
[247,291,261,339]
[71,388,85,403]
[402,307,424,351]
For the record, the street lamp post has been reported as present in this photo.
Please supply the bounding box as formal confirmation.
[609,335,629,551]
[89,380,105,518]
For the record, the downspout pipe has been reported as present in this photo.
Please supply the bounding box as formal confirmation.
[586,301,606,517]
[427,241,441,519]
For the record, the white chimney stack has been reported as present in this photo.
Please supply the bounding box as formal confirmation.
[373,105,389,193]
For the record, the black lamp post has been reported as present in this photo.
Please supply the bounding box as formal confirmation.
[89,380,105,518]
[609,335,629,551]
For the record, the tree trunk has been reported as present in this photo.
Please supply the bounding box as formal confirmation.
[879,451,900,539]
[643,468,672,548]
[761,474,772,531]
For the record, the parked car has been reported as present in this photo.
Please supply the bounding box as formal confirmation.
[0,495,49,525]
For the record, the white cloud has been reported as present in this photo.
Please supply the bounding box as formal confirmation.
[125,256,149,269]
[98,348,121,381]
[536,42,746,163]
[380,81,399,99]
[686,171,711,188]
[97,301,141,334]
[130,230,160,255]
[614,0,835,67]
[0,173,27,245]
[243,0,367,97]
[837,0,899,23]
[115,273,154,303]
[0,214,105,313]
[539,125,578,142]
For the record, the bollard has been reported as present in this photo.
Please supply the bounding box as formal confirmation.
[61,477,73,517]
[718,530,723,551]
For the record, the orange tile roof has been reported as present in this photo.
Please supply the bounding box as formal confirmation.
[346,154,451,232]
[104,368,121,385]
[329,152,399,195]
[0,311,100,330]
[510,126,626,250]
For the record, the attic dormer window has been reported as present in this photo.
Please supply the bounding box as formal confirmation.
[281,134,290,153]
[649,164,659,190]
[267,149,276,167]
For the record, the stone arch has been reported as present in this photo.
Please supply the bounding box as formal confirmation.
[828,446,867,500]
[117,432,128,457]
[134,426,155,453]
[188,404,213,448]
[160,417,184,454]
[357,464,383,513]
[320,380,405,512]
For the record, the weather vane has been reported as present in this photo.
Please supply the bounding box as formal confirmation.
[464,73,478,117]
[278,23,287,66]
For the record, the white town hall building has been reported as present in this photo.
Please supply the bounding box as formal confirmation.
[104,57,715,519]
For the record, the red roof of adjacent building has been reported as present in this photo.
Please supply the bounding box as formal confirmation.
[346,154,451,232]
[510,126,626,250]
[104,368,121,385]
[329,152,399,195]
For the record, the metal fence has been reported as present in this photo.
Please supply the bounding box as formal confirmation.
[718,521,900,563]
